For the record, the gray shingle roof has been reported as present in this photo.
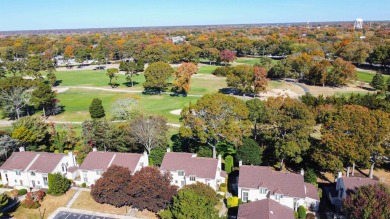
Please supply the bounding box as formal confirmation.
[341,177,377,191]
[79,151,142,173]
[238,165,306,198]
[238,199,295,219]
[160,152,219,179]
[0,152,66,173]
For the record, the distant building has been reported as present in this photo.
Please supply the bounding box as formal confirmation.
[71,149,148,186]
[0,147,77,189]
[238,165,319,211]
[160,150,226,190]
[238,198,295,219]
[170,36,186,44]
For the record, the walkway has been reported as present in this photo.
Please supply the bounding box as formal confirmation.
[66,188,83,208]
[292,82,310,94]
[49,207,139,219]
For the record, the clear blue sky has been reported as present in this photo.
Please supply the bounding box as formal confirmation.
[1,0,389,31]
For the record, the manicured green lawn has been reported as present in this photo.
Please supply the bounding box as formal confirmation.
[198,65,218,74]
[55,89,199,124]
[235,57,279,66]
[357,71,390,83]
[46,70,145,88]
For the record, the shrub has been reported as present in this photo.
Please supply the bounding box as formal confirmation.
[304,168,317,186]
[224,155,233,174]
[18,189,27,196]
[149,147,166,166]
[219,183,227,193]
[294,211,299,219]
[158,209,173,219]
[227,196,239,208]
[47,172,71,195]
[81,182,86,188]
[297,206,306,219]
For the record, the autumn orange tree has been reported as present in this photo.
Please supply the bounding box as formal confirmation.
[173,62,197,94]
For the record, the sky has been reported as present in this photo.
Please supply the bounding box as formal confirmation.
[0,0,389,31]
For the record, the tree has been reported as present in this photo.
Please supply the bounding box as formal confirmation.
[0,135,20,159]
[370,72,385,91]
[211,66,232,77]
[50,124,78,153]
[143,62,174,92]
[111,96,139,120]
[119,61,137,87]
[219,50,236,64]
[127,167,177,213]
[149,147,166,166]
[82,119,111,151]
[25,55,43,78]
[47,172,70,195]
[343,184,390,219]
[6,61,25,76]
[91,165,132,207]
[257,56,273,70]
[268,59,292,79]
[47,72,57,87]
[224,155,233,174]
[12,116,51,151]
[236,138,263,166]
[258,97,315,170]
[171,183,219,219]
[226,65,254,94]
[31,83,56,118]
[106,68,119,88]
[304,168,318,186]
[306,60,330,86]
[89,98,105,119]
[327,58,356,86]
[180,93,251,158]
[387,77,390,93]
[253,66,268,93]
[173,63,197,94]
[203,48,220,65]
[129,114,168,154]
[246,99,266,139]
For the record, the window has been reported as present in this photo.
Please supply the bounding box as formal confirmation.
[96,170,100,175]
[242,191,249,202]
[178,171,184,176]
[37,181,40,185]
[15,170,21,175]
[275,194,283,201]
[43,176,48,186]
[259,188,267,194]
[30,171,35,176]
[5,174,8,182]
[83,172,88,183]
[189,176,196,181]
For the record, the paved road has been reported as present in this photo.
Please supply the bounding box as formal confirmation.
[292,82,310,94]
[49,207,138,219]
[53,211,116,219]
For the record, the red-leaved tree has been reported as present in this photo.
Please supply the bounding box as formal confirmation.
[91,165,132,207]
[220,50,236,64]
[343,184,390,219]
[127,167,177,212]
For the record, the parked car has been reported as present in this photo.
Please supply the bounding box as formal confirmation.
[93,66,106,70]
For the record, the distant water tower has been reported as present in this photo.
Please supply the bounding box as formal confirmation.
[354,18,363,30]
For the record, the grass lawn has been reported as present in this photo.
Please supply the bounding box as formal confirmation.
[357,71,390,83]
[46,70,146,89]
[70,191,127,215]
[197,65,218,74]
[10,189,76,219]
[55,89,199,124]
[333,91,371,97]
[190,76,227,95]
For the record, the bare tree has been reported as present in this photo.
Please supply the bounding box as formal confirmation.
[111,97,140,120]
[0,135,20,159]
[0,87,32,120]
[130,115,168,153]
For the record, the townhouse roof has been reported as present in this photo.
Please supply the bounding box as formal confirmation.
[304,182,319,200]
[160,152,219,179]
[79,151,143,173]
[67,166,79,173]
[237,199,295,219]
[0,151,67,173]
[340,177,377,191]
[238,165,306,198]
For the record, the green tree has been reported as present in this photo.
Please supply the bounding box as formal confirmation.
[25,55,43,78]
[180,93,251,158]
[171,183,219,219]
[89,98,105,119]
[224,155,233,174]
[246,99,266,139]
[258,97,315,170]
[236,138,263,166]
[47,172,70,195]
[31,83,56,117]
[149,147,166,166]
[47,72,57,87]
[106,68,119,88]
[370,72,385,91]
[119,61,137,87]
[304,168,318,186]
[143,62,174,92]
[297,206,306,219]
[12,116,51,151]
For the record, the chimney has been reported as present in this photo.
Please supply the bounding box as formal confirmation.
[166,148,171,152]
[337,171,342,179]
[92,147,97,152]
[19,147,25,152]
[218,154,221,161]
[239,160,243,167]
[300,169,304,176]
[191,153,197,158]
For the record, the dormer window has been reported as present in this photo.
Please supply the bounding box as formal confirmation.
[275,194,283,201]
[30,171,36,176]
[178,170,184,176]
[189,176,196,181]
[259,187,267,194]
[15,170,21,175]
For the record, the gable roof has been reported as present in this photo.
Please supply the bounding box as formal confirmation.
[79,152,142,173]
[341,177,377,191]
[238,199,295,219]
[238,165,306,198]
[0,152,66,173]
[304,182,319,200]
[160,152,219,179]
